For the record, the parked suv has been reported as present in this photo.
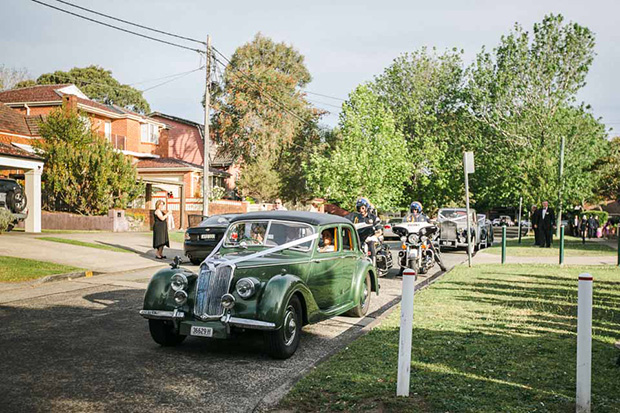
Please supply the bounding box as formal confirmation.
[0,178,27,231]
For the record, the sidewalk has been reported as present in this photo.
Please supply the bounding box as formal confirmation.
[472,251,617,266]
[0,231,185,273]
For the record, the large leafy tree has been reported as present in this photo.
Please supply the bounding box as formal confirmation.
[212,33,322,202]
[305,85,412,211]
[466,14,606,210]
[593,136,620,201]
[36,108,143,215]
[16,65,150,113]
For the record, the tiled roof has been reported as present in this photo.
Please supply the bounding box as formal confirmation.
[0,103,33,136]
[137,157,230,176]
[24,115,44,135]
[0,84,70,103]
[0,141,43,160]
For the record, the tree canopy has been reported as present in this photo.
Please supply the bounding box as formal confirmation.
[16,65,150,114]
[0,65,31,91]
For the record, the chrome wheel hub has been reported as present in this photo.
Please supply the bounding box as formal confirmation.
[283,305,297,346]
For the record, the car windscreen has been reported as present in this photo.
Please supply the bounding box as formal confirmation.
[199,215,232,226]
[223,220,315,251]
[438,210,467,220]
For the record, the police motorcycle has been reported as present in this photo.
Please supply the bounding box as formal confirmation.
[347,199,393,277]
[393,220,447,275]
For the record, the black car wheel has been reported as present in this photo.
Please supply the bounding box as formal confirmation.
[6,189,27,213]
[148,319,186,347]
[190,257,203,265]
[266,295,302,359]
[346,272,371,317]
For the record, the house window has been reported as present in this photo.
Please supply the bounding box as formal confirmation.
[104,122,112,139]
[141,123,159,144]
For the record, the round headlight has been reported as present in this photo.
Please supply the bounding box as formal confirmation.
[221,293,235,309]
[173,290,188,306]
[184,232,190,240]
[235,278,257,299]
[171,273,188,292]
[407,234,418,244]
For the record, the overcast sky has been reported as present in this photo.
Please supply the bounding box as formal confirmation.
[2,0,619,132]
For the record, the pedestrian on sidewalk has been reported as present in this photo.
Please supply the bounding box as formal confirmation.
[531,204,541,246]
[538,200,555,248]
[573,215,580,237]
[153,200,170,259]
[580,214,588,244]
[587,215,596,239]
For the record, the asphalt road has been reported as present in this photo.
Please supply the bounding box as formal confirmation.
[0,244,467,413]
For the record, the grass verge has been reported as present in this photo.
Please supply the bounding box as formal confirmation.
[0,256,82,282]
[486,235,615,256]
[279,264,620,412]
[36,237,131,253]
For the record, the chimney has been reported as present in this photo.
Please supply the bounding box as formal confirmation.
[62,94,78,115]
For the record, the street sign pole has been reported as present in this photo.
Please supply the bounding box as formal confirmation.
[463,152,474,268]
[397,268,416,397]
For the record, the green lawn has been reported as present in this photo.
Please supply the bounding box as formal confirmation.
[486,235,616,256]
[279,264,620,412]
[0,256,82,282]
[36,237,132,253]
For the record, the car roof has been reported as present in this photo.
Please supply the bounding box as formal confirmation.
[229,211,352,226]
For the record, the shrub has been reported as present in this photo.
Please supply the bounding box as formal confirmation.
[582,210,609,224]
[0,208,13,233]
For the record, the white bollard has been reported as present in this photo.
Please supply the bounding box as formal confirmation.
[576,273,593,413]
[397,268,416,397]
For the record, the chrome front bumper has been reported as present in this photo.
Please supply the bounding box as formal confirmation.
[139,309,276,331]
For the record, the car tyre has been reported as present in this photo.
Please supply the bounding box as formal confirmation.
[266,295,302,359]
[148,319,186,346]
[190,257,202,265]
[346,272,371,317]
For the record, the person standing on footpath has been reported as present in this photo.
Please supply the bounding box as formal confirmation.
[587,215,596,239]
[530,204,541,246]
[573,215,580,237]
[153,200,171,259]
[579,214,589,244]
[538,200,556,248]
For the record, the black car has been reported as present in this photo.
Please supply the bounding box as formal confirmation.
[0,178,27,231]
[184,214,239,264]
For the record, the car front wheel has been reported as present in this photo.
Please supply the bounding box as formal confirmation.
[266,295,302,359]
[148,319,186,346]
[346,272,371,317]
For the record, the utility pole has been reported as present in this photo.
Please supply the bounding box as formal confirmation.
[463,152,475,268]
[556,136,565,238]
[202,35,212,218]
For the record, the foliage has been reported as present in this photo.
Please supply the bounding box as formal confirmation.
[305,85,412,211]
[16,65,150,113]
[580,210,609,225]
[35,108,143,215]
[467,14,606,210]
[208,185,226,202]
[279,264,620,412]
[211,33,323,202]
[0,208,13,232]
[371,47,470,210]
[0,256,82,282]
[592,136,620,200]
[0,65,31,91]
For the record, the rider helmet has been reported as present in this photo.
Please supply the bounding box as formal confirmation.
[356,198,371,212]
[410,201,423,214]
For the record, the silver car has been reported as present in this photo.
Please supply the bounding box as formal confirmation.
[383,217,403,239]
[437,208,493,250]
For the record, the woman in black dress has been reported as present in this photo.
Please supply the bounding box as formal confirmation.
[153,200,170,259]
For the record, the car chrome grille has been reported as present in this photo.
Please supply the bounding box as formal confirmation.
[440,222,457,240]
[194,265,234,319]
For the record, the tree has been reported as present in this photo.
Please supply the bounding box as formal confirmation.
[35,108,143,215]
[466,14,605,210]
[16,65,150,113]
[593,136,620,201]
[305,85,412,211]
[0,65,31,91]
[212,33,323,202]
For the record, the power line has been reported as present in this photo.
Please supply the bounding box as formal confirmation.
[306,98,342,110]
[141,66,204,92]
[305,90,346,102]
[129,67,206,87]
[51,0,206,46]
[31,0,204,54]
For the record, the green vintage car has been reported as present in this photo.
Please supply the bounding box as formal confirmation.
[139,211,379,359]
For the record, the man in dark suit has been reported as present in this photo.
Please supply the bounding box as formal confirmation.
[530,205,541,246]
[538,200,556,248]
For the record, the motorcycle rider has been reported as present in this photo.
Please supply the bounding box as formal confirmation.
[347,198,380,228]
[404,201,429,223]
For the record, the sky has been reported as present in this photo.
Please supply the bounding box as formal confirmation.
[2,0,619,132]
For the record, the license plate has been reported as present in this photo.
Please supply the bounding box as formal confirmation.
[190,326,213,337]
[0,193,5,203]
[441,241,453,245]
[200,234,215,240]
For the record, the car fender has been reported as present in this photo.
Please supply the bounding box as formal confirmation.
[143,267,193,311]
[353,259,378,298]
[257,274,320,328]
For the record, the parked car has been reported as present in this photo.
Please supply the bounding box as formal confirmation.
[492,215,514,226]
[184,214,239,265]
[383,217,403,239]
[0,178,27,231]
[140,211,379,359]
[437,208,492,250]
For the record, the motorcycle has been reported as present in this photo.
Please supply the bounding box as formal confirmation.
[354,222,393,277]
[393,221,447,275]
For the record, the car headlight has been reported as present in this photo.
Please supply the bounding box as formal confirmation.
[171,273,188,291]
[184,232,190,240]
[173,290,188,306]
[236,277,258,299]
[221,293,235,309]
[407,234,418,244]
